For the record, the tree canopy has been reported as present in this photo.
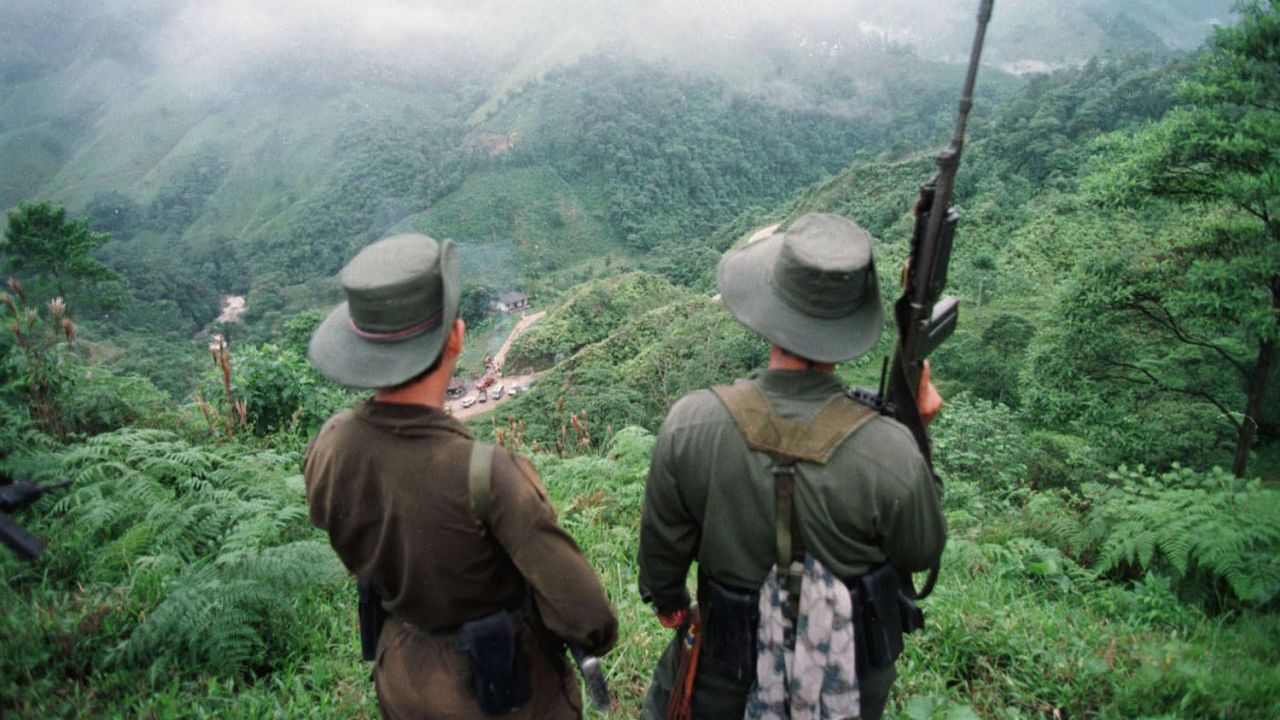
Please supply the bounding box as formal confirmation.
[1083,0,1280,475]
[2,200,125,310]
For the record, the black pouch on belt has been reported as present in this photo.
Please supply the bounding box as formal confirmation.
[700,573,760,685]
[356,579,388,662]
[856,563,906,671]
[457,610,532,716]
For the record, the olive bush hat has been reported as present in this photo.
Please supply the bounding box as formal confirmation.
[717,213,883,363]
[309,233,460,388]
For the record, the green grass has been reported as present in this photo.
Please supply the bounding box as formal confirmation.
[3,417,1278,718]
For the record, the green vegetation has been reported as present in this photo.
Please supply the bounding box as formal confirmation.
[2,201,125,311]
[505,272,684,371]
[5,399,1277,718]
[3,2,1279,717]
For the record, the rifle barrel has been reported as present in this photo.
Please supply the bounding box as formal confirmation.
[913,0,995,310]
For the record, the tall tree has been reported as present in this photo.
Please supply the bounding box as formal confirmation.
[2,201,126,310]
[1086,1,1280,476]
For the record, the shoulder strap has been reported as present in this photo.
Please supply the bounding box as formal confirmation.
[710,382,878,464]
[712,381,876,622]
[468,441,495,530]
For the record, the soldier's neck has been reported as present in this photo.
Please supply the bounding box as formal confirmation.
[374,362,456,409]
[769,345,835,373]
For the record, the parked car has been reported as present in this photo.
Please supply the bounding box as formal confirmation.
[520,382,531,393]
[490,384,504,401]
[461,395,476,408]
[477,392,487,404]
[507,386,519,397]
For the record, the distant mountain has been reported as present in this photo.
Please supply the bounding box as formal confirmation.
[844,0,1233,69]
[0,0,1228,348]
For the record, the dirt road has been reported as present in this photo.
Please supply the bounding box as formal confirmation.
[494,310,545,368]
[450,310,546,421]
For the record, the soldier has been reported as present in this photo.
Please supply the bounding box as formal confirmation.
[303,234,617,719]
[638,213,946,719]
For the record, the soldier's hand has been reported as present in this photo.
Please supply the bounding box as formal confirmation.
[656,607,688,629]
[918,360,943,426]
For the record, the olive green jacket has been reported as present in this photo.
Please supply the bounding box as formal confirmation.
[638,370,945,612]
[304,400,617,656]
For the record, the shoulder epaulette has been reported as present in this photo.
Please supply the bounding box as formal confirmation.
[711,382,877,464]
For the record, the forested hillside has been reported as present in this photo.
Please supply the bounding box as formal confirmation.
[3,0,1279,718]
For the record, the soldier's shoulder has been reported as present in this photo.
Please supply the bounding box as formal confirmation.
[854,413,921,451]
[320,407,359,432]
[837,413,929,482]
[488,444,550,503]
[304,409,359,453]
[663,387,734,430]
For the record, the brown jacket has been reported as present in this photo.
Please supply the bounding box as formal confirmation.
[304,400,616,717]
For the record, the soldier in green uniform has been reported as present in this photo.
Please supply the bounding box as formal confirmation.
[303,234,617,719]
[638,213,946,719]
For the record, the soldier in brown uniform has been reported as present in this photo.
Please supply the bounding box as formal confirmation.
[638,214,946,719]
[303,233,617,719]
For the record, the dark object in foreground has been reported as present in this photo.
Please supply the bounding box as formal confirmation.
[1,512,45,561]
[884,0,994,600]
[357,579,611,714]
[569,641,611,713]
[357,578,388,662]
[0,476,71,562]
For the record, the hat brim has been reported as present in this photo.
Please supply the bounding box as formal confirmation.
[308,240,461,389]
[717,232,884,363]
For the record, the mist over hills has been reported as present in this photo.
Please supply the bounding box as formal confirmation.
[0,0,1235,392]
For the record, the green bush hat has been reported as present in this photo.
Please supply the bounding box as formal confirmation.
[308,233,460,388]
[717,213,883,363]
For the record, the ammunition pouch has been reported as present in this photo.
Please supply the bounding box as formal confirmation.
[849,564,924,677]
[699,564,924,684]
[700,572,759,684]
[357,579,388,662]
[456,606,533,716]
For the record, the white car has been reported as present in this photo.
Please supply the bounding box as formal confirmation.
[461,395,476,409]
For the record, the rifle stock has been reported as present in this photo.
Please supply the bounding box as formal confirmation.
[0,511,45,561]
[886,0,994,600]
[0,476,71,562]
[568,641,611,713]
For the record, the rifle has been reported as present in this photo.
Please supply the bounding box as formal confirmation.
[0,476,72,561]
[568,641,611,713]
[885,0,995,600]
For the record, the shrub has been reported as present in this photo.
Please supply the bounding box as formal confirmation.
[1083,465,1280,610]
[930,393,1029,493]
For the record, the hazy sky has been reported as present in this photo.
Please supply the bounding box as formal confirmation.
[144,0,878,77]
[1,0,1234,93]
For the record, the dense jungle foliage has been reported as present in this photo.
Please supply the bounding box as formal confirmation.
[2,1,1278,718]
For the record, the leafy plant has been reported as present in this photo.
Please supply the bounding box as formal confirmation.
[1,281,76,436]
[1084,465,1280,610]
[2,201,126,309]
